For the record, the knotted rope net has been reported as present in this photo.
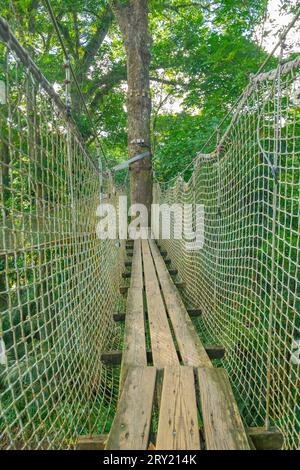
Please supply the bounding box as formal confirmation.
[0,17,125,449]
[154,55,300,449]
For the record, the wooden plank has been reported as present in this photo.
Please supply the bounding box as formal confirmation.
[130,239,143,289]
[142,239,179,368]
[101,345,225,365]
[156,366,200,450]
[106,367,156,450]
[148,239,212,368]
[247,427,283,450]
[197,367,250,450]
[120,239,147,389]
[77,435,107,450]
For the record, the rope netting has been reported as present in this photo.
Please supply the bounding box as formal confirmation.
[0,18,125,449]
[154,55,300,449]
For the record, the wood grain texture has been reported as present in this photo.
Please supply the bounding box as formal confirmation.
[148,239,212,368]
[120,239,147,390]
[197,367,250,450]
[142,239,179,368]
[156,366,200,450]
[106,366,156,450]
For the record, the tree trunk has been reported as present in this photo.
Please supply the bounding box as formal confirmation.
[110,0,152,216]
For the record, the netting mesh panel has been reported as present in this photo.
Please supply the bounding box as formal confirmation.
[154,56,300,449]
[0,40,124,448]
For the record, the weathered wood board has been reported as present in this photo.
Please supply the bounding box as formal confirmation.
[120,239,147,389]
[106,367,156,450]
[197,367,250,450]
[149,238,212,368]
[156,366,200,450]
[142,239,178,368]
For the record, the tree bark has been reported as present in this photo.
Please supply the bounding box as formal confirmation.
[110,0,152,216]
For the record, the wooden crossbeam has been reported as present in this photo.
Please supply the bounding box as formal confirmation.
[148,239,212,368]
[77,424,283,451]
[113,309,202,323]
[100,345,225,365]
[168,269,178,276]
[121,280,185,295]
[122,271,131,278]
[77,435,107,450]
[119,286,129,295]
[187,309,202,317]
[247,427,283,450]
[113,312,126,322]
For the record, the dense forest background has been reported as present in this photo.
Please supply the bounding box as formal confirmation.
[1,0,298,182]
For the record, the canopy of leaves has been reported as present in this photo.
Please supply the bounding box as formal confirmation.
[1,0,295,181]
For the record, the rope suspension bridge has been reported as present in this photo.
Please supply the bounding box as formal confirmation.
[0,11,299,450]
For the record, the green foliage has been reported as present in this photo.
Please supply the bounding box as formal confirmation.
[0,0,273,175]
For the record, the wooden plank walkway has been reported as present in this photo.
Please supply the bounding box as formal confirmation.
[104,238,250,451]
[142,239,178,368]
[120,239,147,390]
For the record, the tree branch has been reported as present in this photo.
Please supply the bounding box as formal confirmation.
[56,19,76,57]
[72,10,80,60]
[89,62,127,109]
[161,1,211,12]
[78,6,114,75]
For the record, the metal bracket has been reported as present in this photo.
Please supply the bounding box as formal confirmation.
[112,151,151,172]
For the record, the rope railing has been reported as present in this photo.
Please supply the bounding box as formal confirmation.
[0,17,125,449]
[154,50,300,449]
